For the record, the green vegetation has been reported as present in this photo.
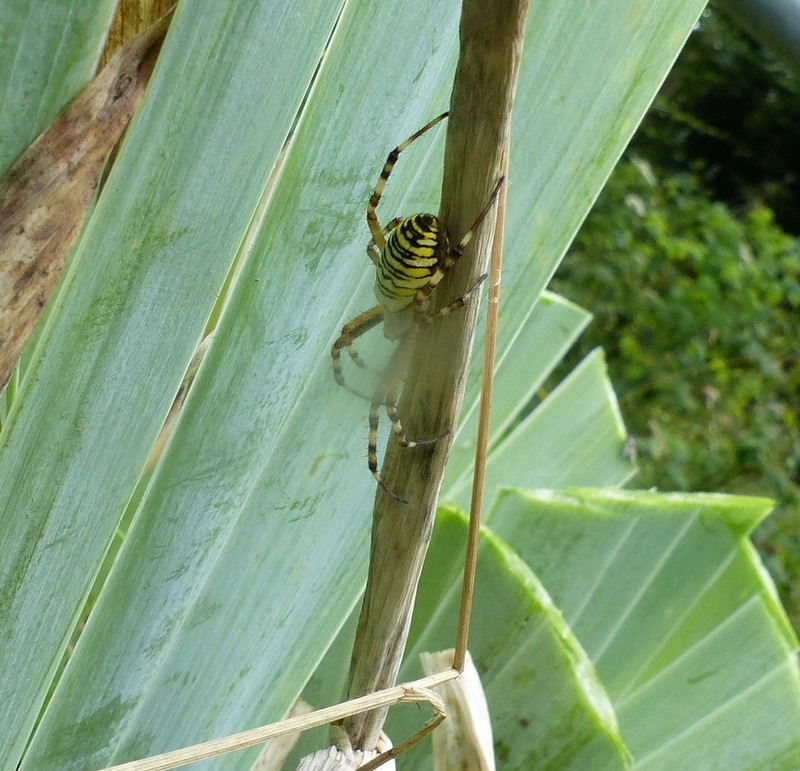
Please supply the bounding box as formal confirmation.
[5,2,720,767]
[552,5,800,630]
[635,5,800,235]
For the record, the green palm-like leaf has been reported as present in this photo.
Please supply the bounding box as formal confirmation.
[445,290,592,486]
[399,505,632,770]
[1,0,346,763]
[1,0,712,768]
[446,347,635,507]
[375,491,800,769]
[483,489,800,769]
[294,404,800,769]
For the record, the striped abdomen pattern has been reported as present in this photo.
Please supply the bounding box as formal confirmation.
[374,213,444,312]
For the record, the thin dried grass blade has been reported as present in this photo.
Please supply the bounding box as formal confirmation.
[250,698,315,770]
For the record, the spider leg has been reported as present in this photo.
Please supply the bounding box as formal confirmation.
[366,217,402,266]
[368,372,409,505]
[366,334,452,504]
[346,344,370,371]
[331,305,384,401]
[366,112,449,251]
[413,175,505,306]
[419,273,488,325]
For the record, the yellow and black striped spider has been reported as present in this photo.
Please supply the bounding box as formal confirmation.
[331,112,504,502]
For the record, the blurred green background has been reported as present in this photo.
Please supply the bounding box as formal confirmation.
[549,3,800,630]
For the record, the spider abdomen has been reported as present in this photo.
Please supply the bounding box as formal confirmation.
[374,213,446,313]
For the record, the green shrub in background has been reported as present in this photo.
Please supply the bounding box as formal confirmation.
[551,156,800,630]
[551,3,800,633]
[635,4,800,235]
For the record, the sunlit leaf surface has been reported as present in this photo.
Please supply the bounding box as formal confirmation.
[395,505,632,770]
[1,0,709,767]
[488,489,800,769]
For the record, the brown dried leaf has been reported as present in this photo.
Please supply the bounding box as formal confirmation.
[100,0,177,68]
[0,9,173,389]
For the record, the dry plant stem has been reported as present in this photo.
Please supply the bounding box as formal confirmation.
[345,0,529,751]
[355,710,445,771]
[101,671,457,771]
[251,699,314,770]
[0,9,172,389]
[348,190,508,770]
[453,150,509,671]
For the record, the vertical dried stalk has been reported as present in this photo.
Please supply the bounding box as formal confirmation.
[454,144,508,671]
[345,0,530,750]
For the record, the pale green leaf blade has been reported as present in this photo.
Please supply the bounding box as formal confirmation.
[0,1,344,765]
[21,0,463,766]
[444,291,591,487]
[489,489,800,768]
[446,348,635,507]
[0,0,116,175]
[392,506,631,770]
[15,0,707,767]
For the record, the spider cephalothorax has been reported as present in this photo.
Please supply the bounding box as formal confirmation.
[331,112,503,502]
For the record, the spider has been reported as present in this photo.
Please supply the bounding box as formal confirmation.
[331,111,504,503]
